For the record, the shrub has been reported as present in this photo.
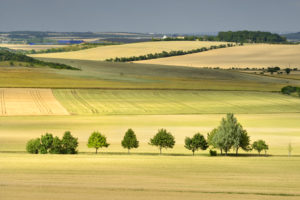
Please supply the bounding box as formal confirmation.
[26,138,41,154]
[209,149,217,156]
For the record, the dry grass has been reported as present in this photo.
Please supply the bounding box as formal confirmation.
[136,44,300,69]
[31,41,228,61]
[0,44,65,50]
[1,153,300,200]
[0,88,68,116]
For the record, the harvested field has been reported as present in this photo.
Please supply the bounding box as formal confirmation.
[136,44,300,69]
[0,88,69,116]
[31,41,228,61]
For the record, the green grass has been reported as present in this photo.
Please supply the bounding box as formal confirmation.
[2,58,299,91]
[53,89,300,115]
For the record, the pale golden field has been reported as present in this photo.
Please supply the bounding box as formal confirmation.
[31,41,228,61]
[136,44,300,69]
[0,114,300,200]
[0,88,68,116]
[0,44,65,50]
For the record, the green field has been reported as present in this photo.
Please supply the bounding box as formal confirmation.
[2,58,300,91]
[53,89,300,115]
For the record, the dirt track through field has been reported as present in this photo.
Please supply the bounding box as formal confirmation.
[0,88,69,116]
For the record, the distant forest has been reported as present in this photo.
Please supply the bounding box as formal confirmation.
[160,31,288,44]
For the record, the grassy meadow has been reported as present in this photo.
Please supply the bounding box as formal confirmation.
[31,41,228,61]
[136,44,300,69]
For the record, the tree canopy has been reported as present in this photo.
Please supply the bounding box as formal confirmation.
[184,133,208,155]
[121,129,139,153]
[87,131,110,154]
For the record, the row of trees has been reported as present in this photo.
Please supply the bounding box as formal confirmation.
[26,114,269,156]
[106,44,234,62]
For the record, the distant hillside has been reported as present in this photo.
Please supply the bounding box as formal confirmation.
[0,49,79,70]
[283,32,300,41]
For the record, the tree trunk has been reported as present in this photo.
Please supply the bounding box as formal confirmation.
[160,147,162,155]
[220,148,223,155]
[192,150,195,156]
[128,149,130,154]
[236,148,239,156]
[96,148,98,154]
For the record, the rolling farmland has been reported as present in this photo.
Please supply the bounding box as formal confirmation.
[0,88,68,116]
[31,41,228,61]
[136,44,300,69]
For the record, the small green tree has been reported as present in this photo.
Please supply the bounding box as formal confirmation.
[26,138,41,154]
[184,133,208,156]
[149,129,175,154]
[87,131,110,154]
[285,68,291,75]
[121,129,139,153]
[61,131,78,154]
[49,136,63,154]
[40,133,54,154]
[252,140,269,155]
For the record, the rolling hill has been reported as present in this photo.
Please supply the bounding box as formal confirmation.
[136,44,300,69]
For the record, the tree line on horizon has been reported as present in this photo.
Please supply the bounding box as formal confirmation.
[26,114,269,156]
[156,31,288,44]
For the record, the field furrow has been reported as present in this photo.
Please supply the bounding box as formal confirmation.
[0,88,69,116]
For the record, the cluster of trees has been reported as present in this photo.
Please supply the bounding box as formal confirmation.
[26,131,78,154]
[217,31,287,43]
[106,44,234,62]
[281,86,300,97]
[27,114,269,156]
[0,49,79,70]
[207,114,268,156]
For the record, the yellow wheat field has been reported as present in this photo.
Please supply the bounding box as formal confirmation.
[0,88,69,116]
[0,44,65,51]
[136,44,300,69]
[31,41,228,61]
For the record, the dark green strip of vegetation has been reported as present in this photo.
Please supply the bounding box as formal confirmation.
[106,43,236,62]
[0,49,79,70]
[155,30,291,44]
[26,42,121,54]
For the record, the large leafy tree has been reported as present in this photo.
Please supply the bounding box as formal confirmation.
[121,129,139,153]
[87,131,110,154]
[149,129,175,154]
[252,140,269,155]
[61,131,78,154]
[184,133,208,156]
